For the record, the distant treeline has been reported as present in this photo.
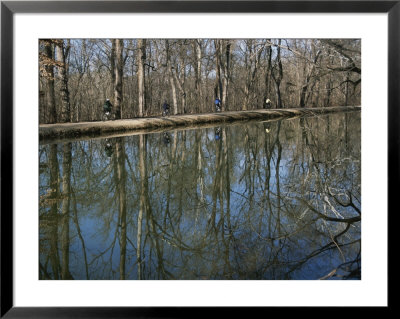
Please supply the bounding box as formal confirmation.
[39,39,361,124]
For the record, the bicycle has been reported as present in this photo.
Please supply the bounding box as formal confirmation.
[162,108,170,117]
[102,111,116,121]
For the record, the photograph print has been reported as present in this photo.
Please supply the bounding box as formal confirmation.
[39,38,361,280]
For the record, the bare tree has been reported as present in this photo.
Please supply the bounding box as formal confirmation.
[137,39,146,117]
[115,138,127,279]
[263,41,273,107]
[113,39,124,119]
[61,143,72,279]
[39,38,361,123]
[55,40,71,122]
[166,40,178,115]
[193,39,203,113]
[214,40,223,106]
[300,41,322,107]
[272,39,283,108]
[222,40,233,109]
[41,40,57,123]
[243,40,265,110]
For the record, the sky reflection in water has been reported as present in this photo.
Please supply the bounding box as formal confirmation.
[39,112,361,280]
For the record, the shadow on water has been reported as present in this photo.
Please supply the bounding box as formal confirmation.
[39,112,361,280]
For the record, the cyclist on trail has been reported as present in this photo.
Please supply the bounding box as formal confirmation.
[162,101,170,117]
[263,98,272,109]
[103,99,113,121]
[214,97,221,112]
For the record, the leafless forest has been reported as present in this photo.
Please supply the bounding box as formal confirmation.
[39,39,361,124]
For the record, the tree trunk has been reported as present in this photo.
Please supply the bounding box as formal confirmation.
[264,41,273,108]
[243,40,264,110]
[171,61,186,114]
[178,53,187,113]
[214,40,223,104]
[43,40,57,123]
[169,73,178,115]
[137,134,147,279]
[115,138,127,279]
[325,75,332,107]
[56,40,71,122]
[194,40,203,113]
[166,40,178,115]
[110,40,116,90]
[300,47,321,108]
[61,142,72,279]
[275,40,283,109]
[222,40,232,110]
[48,144,60,279]
[137,39,146,117]
[345,73,350,106]
[114,39,124,119]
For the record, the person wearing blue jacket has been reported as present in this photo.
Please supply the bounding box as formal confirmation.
[215,98,221,112]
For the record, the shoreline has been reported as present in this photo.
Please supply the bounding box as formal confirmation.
[39,106,361,144]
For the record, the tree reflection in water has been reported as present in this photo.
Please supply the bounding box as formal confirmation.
[39,112,361,280]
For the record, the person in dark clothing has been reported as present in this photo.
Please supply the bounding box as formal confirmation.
[215,98,221,112]
[103,99,113,121]
[162,101,170,116]
[263,98,272,109]
[103,99,112,112]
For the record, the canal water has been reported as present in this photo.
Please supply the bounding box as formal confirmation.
[39,111,361,280]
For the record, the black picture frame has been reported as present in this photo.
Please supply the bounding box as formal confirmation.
[1,1,395,317]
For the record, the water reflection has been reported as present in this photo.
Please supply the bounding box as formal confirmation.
[104,139,114,157]
[162,132,171,146]
[39,112,361,280]
[214,127,222,141]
